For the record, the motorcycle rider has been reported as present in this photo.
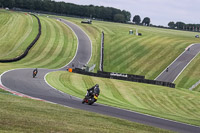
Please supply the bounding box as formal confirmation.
[82,84,100,104]
[33,68,38,78]
[87,84,100,98]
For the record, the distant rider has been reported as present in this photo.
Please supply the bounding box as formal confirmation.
[166,67,168,72]
[87,84,100,97]
[33,68,38,78]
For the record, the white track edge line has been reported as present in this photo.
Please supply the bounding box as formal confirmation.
[59,18,92,69]
[155,43,195,80]
[0,70,73,109]
[43,72,200,128]
[44,73,82,101]
[58,19,79,69]
[173,50,200,83]
[1,17,199,129]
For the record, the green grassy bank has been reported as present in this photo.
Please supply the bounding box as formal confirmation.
[1,10,200,132]
[0,10,38,60]
[46,71,200,126]
[62,17,200,90]
[0,11,77,74]
[0,89,173,133]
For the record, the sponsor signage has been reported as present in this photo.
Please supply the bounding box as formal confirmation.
[110,72,128,78]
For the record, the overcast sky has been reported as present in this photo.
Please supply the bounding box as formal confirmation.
[55,0,200,26]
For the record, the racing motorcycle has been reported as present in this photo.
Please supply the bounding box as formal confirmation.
[33,69,38,78]
[82,90,99,105]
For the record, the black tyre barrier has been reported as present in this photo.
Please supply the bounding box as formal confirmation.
[0,14,41,62]
[73,68,175,88]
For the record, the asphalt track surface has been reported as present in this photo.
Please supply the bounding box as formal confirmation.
[1,18,200,133]
[156,44,200,83]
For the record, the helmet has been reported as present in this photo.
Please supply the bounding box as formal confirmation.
[95,84,99,87]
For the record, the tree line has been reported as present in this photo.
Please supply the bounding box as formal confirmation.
[168,21,200,31]
[132,15,151,26]
[0,0,132,23]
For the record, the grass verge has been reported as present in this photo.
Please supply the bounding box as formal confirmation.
[0,10,38,59]
[0,13,77,74]
[0,90,173,133]
[61,16,200,91]
[46,71,200,126]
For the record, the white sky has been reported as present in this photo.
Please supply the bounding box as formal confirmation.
[54,0,200,26]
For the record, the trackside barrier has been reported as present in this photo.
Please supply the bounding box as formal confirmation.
[0,14,41,63]
[99,31,104,71]
[97,71,145,79]
[72,68,175,88]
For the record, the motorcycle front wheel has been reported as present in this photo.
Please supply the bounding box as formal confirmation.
[88,98,94,105]
[82,99,85,104]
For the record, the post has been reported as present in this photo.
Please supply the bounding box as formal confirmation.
[99,31,104,71]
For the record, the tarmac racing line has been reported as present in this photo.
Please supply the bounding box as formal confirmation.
[155,43,200,83]
[1,18,200,133]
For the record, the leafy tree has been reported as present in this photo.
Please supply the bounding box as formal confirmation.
[88,5,95,18]
[24,0,34,10]
[176,21,185,30]
[1,0,133,23]
[113,14,125,23]
[142,17,150,26]
[0,0,2,7]
[168,21,175,29]
[132,15,141,24]
[122,10,131,22]
[102,7,112,21]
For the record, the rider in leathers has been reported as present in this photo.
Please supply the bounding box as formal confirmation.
[87,84,100,97]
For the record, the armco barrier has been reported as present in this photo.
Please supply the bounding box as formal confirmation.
[0,14,41,63]
[73,68,175,88]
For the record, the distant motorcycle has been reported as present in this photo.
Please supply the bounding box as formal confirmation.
[33,68,38,78]
[82,90,99,105]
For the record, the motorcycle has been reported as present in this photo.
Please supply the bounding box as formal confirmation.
[33,70,37,78]
[82,90,99,105]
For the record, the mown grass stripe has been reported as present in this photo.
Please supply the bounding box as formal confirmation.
[96,24,115,35]
[111,80,140,107]
[22,17,55,67]
[20,17,50,66]
[0,12,15,37]
[109,36,144,60]
[106,35,161,73]
[5,14,33,57]
[67,18,200,87]
[34,18,56,65]
[130,37,176,77]
[37,19,63,67]
[47,71,200,125]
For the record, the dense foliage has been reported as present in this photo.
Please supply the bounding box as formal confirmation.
[168,21,200,31]
[142,17,150,26]
[0,0,131,22]
[132,15,141,24]
[132,15,151,26]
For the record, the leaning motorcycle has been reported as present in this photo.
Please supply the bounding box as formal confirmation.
[33,71,37,78]
[82,91,99,105]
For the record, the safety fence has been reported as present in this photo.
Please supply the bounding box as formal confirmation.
[99,31,104,71]
[0,14,41,62]
[72,68,175,88]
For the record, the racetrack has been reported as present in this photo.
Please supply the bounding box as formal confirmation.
[1,18,200,133]
[155,44,200,83]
